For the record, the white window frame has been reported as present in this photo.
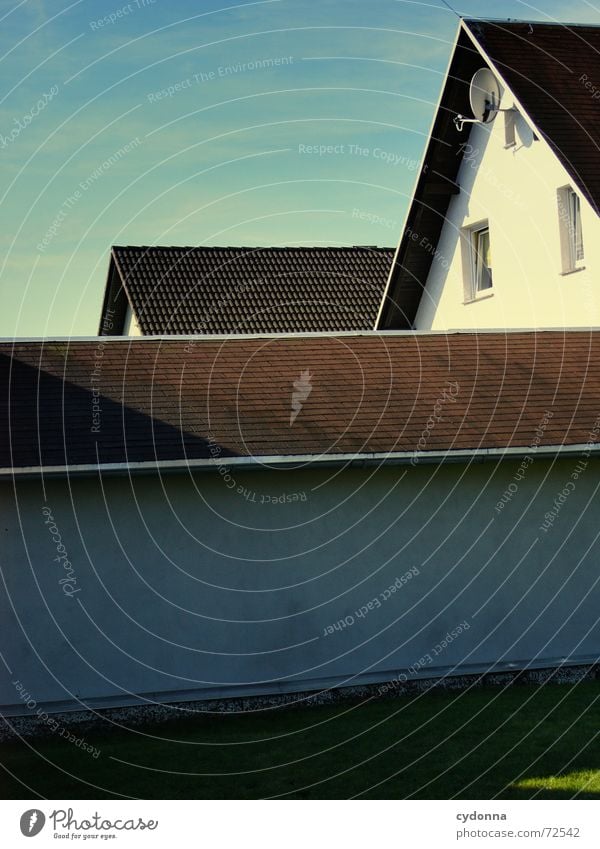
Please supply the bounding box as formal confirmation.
[557,185,585,274]
[462,221,493,303]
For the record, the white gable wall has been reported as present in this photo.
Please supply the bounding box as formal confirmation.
[414,102,600,330]
[124,302,142,336]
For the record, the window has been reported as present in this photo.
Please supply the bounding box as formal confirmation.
[472,226,493,293]
[557,186,584,273]
[504,109,516,149]
[462,222,493,301]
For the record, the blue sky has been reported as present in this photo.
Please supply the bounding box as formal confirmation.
[1,0,598,335]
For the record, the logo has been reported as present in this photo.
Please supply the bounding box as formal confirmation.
[290,369,313,425]
[20,810,45,837]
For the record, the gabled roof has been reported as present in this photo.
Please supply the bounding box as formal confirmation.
[468,19,600,213]
[378,18,600,330]
[100,246,394,336]
[2,330,600,475]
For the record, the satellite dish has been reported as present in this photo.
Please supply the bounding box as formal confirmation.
[454,68,504,132]
[470,68,502,123]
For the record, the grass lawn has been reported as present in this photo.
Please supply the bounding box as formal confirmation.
[2,681,599,799]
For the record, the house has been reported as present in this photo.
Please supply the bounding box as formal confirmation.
[100,245,393,335]
[2,330,600,715]
[377,19,600,331]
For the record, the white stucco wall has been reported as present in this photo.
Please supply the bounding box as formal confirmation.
[2,457,599,715]
[414,104,600,330]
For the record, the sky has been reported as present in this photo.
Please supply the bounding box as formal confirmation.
[1,0,599,336]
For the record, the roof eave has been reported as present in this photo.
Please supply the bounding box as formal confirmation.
[2,442,599,480]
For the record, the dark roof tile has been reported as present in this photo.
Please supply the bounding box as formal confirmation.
[105,246,393,335]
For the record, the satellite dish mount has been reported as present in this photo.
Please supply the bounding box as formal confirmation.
[454,68,505,132]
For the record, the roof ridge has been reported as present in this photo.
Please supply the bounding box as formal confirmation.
[3,328,599,345]
[112,245,395,251]
[463,17,600,27]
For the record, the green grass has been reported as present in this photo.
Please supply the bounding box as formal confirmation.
[2,682,599,799]
[514,769,600,794]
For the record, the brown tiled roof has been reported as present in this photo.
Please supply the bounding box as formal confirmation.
[465,19,600,213]
[2,331,599,472]
[101,246,394,335]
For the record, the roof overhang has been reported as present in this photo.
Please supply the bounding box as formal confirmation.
[3,442,599,480]
[376,21,487,329]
